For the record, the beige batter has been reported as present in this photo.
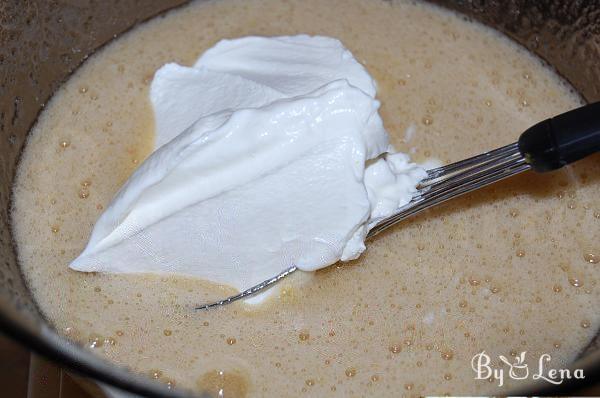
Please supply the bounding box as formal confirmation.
[11,0,599,396]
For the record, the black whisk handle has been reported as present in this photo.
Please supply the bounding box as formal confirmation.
[518,102,600,172]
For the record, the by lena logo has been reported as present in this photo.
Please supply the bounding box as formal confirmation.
[471,351,584,387]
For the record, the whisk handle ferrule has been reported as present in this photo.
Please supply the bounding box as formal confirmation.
[518,101,600,172]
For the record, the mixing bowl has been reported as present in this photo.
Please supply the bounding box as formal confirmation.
[0,1,598,396]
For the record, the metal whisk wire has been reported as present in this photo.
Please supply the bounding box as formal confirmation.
[196,265,298,310]
[196,142,530,310]
[367,142,530,238]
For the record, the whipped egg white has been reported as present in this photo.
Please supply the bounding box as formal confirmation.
[69,35,426,301]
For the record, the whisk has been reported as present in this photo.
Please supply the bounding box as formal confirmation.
[197,102,600,310]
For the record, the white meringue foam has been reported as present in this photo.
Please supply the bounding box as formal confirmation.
[69,35,426,303]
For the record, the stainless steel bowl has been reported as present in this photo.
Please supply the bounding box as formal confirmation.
[0,1,598,396]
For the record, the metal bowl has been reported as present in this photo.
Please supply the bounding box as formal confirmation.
[0,1,598,396]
